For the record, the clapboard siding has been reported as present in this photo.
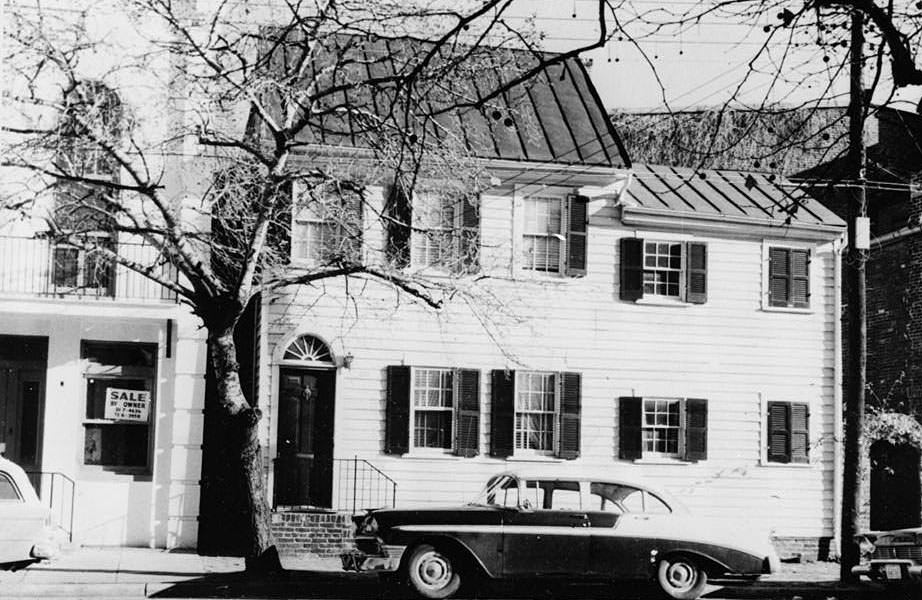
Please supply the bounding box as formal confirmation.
[263,191,841,539]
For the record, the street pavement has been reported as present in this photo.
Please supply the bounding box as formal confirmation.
[0,546,904,599]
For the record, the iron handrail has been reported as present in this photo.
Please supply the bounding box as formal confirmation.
[25,471,76,542]
[334,457,397,515]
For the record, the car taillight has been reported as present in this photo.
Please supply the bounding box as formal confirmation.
[359,516,378,535]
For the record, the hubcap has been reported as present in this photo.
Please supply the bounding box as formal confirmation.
[666,562,696,590]
[416,551,452,589]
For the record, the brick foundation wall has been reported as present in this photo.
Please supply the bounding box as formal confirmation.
[772,537,833,562]
[271,511,355,558]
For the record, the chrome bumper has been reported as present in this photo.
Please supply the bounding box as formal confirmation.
[341,545,406,573]
[852,560,922,581]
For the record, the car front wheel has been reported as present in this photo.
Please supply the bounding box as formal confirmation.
[657,555,708,600]
[405,543,462,599]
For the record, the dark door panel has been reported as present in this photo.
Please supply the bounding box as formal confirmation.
[501,510,589,576]
[274,368,335,508]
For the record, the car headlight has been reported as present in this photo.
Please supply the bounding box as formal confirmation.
[854,534,876,557]
[359,516,379,535]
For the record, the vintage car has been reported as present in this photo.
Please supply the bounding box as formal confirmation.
[342,470,780,599]
[852,528,922,585]
[0,457,58,570]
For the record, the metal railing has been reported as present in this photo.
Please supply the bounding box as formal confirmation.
[335,457,397,515]
[0,235,177,302]
[25,471,76,542]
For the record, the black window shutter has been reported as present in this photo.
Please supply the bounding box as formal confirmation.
[790,403,810,463]
[385,184,412,268]
[566,195,589,277]
[454,369,480,457]
[269,180,292,263]
[683,398,708,461]
[618,396,643,460]
[557,372,581,460]
[384,366,411,454]
[339,190,364,263]
[620,238,644,301]
[458,195,480,274]
[769,248,790,307]
[490,370,515,458]
[685,242,708,304]
[767,401,791,463]
[791,250,810,308]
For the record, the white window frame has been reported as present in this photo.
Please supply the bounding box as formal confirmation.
[641,397,685,459]
[409,366,455,453]
[520,196,568,274]
[641,240,686,300]
[514,371,559,456]
[290,180,362,265]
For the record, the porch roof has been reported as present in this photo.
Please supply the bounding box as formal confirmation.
[625,164,845,229]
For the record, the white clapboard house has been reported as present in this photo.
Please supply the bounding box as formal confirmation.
[229,42,848,559]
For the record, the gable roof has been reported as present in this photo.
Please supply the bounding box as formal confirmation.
[263,34,629,169]
[624,164,845,231]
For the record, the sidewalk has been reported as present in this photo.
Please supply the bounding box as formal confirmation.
[0,546,886,598]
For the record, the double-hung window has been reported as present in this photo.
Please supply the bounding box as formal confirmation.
[384,366,480,457]
[520,194,589,277]
[411,368,454,450]
[385,185,479,273]
[619,396,708,462]
[514,372,557,452]
[490,370,581,459]
[620,238,707,303]
[292,182,363,265]
[52,233,116,296]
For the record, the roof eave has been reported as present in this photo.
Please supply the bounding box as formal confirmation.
[621,206,846,241]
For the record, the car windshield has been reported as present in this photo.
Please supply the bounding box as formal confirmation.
[469,474,519,507]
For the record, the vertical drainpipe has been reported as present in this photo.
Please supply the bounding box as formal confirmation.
[832,234,845,558]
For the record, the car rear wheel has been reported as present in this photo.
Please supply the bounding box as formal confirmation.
[405,543,462,599]
[657,555,708,600]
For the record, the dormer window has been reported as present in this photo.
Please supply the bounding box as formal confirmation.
[519,193,588,277]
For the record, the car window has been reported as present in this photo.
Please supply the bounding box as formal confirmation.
[550,488,582,510]
[521,480,545,509]
[621,488,645,512]
[0,473,22,501]
[644,492,671,514]
[590,483,623,513]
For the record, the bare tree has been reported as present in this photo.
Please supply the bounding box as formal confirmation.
[2,0,623,571]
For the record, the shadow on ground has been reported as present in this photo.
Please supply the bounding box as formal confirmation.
[148,570,902,600]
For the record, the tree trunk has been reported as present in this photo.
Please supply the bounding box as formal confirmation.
[208,323,282,573]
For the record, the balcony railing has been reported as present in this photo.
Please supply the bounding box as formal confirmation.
[334,457,397,515]
[0,235,177,302]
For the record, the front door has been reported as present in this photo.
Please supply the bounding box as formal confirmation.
[871,441,922,530]
[0,336,47,472]
[274,368,335,508]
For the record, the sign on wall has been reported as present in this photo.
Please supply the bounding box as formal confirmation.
[104,388,151,422]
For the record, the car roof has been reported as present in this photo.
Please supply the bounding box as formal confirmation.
[489,468,681,503]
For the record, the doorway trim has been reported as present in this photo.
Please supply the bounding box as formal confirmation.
[268,332,342,508]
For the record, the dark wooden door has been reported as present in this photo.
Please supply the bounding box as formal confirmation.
[871,441,921,530]
[0,367,44,471]
[274,368,335,508]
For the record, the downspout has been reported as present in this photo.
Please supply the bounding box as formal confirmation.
[832,235,845,558]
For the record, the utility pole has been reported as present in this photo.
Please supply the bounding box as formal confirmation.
[840,7,868,583]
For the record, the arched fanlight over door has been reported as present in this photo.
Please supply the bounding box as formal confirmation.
[283,335,333,363]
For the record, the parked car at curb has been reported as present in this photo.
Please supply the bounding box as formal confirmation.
[853,528,922,585]
[341,469,780,600]
[0,457,58,571]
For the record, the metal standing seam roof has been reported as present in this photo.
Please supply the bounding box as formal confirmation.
[626,164,845,228]
[270,35,629,169]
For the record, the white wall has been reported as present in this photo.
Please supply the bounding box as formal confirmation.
[263,186,842,540]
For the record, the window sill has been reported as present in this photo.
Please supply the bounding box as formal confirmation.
[758,460,815,469]
[761,305,813,315]
[631,457,692,466]
[505,454,562,463]
[514,270,572,284]
[401,450,460,460]
[633,297,690,308]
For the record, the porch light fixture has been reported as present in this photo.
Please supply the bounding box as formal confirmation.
[339,352,354,369]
